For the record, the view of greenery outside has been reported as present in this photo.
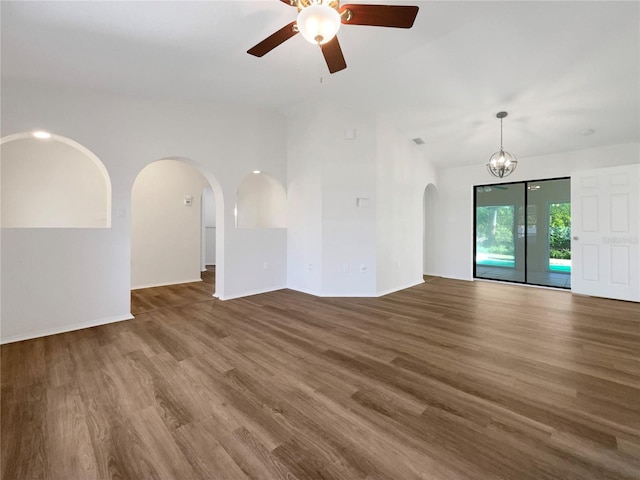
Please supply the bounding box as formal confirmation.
[476,205,515,257]
[549,202,571,259]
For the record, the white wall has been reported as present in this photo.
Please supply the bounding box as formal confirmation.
[286,106,326,296]
[1,227,132,341]
[0,79,287,343]
[434,142,640,281]
[131,159,209,289]
[320,108,378,297]
[236,172,286,229]
[287,104,378,296]
[1,135,110,228]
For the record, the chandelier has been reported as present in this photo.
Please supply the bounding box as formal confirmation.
[486,111,518,178]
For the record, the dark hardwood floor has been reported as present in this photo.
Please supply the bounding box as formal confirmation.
[130,266,216,315]
[2,272,639,479]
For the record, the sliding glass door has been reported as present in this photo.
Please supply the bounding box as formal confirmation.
[474,178,571,289]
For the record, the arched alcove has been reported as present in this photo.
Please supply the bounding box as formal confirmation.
[423,183,439,276]
[130,158,224,298]
[236,171,286,228]
[0,132,111,227]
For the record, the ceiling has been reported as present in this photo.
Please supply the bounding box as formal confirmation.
[2,1,638,168]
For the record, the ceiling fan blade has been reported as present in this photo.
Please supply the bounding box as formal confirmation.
[340,4,419,28]
[320,36,347,74]
[247,21,299,57]
[278,0,296,5]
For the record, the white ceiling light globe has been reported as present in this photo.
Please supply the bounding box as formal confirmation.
[297,4,341,45]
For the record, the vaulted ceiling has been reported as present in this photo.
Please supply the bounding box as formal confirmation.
[2,1,638,168]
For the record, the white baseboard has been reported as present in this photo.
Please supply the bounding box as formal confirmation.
[0,313,135,345]
[220,285,287,301]
[442,274,473,281]
[285,286,375,297]
[288,280,425,298]
[287,286,322,297]
[316,291,379,297]
[377,279,425,297]
[131,278,203,290]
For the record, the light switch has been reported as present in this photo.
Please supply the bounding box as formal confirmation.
[184,195,193,206]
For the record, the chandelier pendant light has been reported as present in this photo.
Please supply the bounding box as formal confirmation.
[487,111,518,178]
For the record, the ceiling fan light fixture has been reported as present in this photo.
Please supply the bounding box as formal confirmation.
[297,3,341,45]
[486,111,518,178]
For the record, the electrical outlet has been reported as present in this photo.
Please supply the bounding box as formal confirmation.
[343,264,349,273]
[308,263,312,271]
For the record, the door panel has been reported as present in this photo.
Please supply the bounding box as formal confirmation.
[571,164,639,301]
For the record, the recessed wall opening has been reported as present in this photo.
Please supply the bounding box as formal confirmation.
[473,177,571,289]
[235,171,286,228]
[0,132,111,228]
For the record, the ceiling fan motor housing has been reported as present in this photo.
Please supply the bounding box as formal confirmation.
[297,0,340,12]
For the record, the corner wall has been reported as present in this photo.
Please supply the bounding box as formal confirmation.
[287,104,378,297]
[376,118,438,295]
[286,104,439,297]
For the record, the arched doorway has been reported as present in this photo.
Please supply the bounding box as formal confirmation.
[130,158,224,305]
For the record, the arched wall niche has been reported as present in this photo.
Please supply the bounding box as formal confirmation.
[130,156,225,298]
[236,171,286,228]
[423,183,439,276]
[0,132,112,228]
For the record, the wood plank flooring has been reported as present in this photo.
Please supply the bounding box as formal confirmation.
[2,274,639,479]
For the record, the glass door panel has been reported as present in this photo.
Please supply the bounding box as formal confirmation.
[526,178,571,288]
[475,183,525,283]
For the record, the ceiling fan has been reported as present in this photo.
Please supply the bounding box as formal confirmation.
[247,0,419,74]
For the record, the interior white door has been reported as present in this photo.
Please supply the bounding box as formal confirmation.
[571,164,639,301]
